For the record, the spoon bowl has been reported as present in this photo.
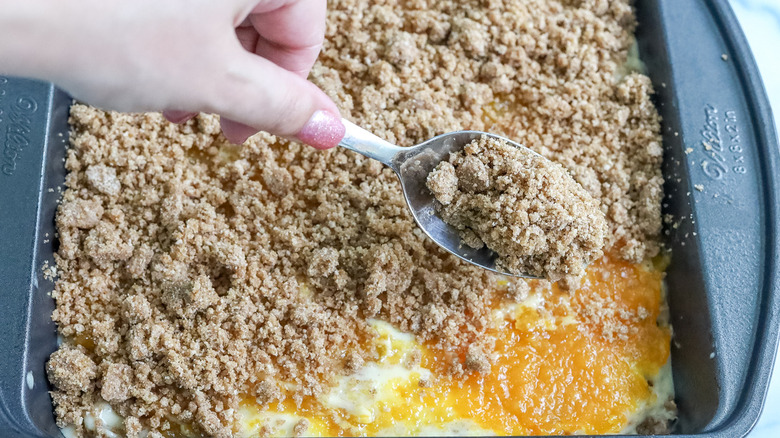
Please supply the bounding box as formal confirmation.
[338,119,542,278]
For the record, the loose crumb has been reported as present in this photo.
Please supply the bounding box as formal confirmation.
[47,345,97,395]
[85,164,121,196]
[56,198,103,230]
[293,419,310,436]
[427,136,607,282]
[42,260,58,282]
[636,399,677,435]
[100,363,133,403]
[464,344,491,374]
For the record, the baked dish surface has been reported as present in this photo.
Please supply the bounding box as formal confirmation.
[47,0,675,436]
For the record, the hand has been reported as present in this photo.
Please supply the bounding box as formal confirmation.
[0,0,345,149]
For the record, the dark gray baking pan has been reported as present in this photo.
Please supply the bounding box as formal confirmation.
[1,0,778,436]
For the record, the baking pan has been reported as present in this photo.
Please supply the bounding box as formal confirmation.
[0,0,778,436]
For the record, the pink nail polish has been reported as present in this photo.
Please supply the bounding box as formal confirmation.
[297,110,346,150]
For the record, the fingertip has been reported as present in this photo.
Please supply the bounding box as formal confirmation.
[296,110,345,150]
[213,49,343,145]
[221,117,258,144]
[163,110,197,124]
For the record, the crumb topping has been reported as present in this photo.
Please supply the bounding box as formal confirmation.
[47,345,97,395]
[427,135,608,282]
[48,0,665,436]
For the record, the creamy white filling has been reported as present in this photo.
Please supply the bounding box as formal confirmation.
[621,360,677,434]
[322,362,431,424]
[378,419,496,437]
[618,39,648,79]
[60,425,77,438]
[319,319,432,425]
[81,400,124,438]
[238,407,306,438]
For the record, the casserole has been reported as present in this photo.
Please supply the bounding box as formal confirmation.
[0,0,778,436]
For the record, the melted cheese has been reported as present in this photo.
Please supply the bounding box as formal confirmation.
[237,255,675,436]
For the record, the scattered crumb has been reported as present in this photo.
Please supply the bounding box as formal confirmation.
[464,344,492,375]
[85,164,121,196]
[56,198,103,230]
[694,184,704,192]
[721,53,729,61]
[427,136,607,282]
[125,417,143,438]
[636,399,676,435]
[293,419,310,436]
[100,363,133,403]
[47,345,97,395]
[344,351,365,373]
[42,260,58,281]
[685,148,693,154]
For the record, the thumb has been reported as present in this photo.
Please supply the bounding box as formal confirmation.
[211,48,345,149]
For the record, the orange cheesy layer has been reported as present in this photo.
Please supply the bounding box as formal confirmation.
[236,255,673,437]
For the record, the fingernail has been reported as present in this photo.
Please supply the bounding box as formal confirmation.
[225,132,251,145]
[163,110,195,124]
[296,110,345,150]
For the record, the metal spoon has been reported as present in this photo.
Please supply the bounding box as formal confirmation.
[338,119,541,278]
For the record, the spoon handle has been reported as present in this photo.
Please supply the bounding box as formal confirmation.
[338,119,405,169]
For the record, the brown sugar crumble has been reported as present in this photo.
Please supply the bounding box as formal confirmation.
[427,135,607,282]
[48,0,666,436]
